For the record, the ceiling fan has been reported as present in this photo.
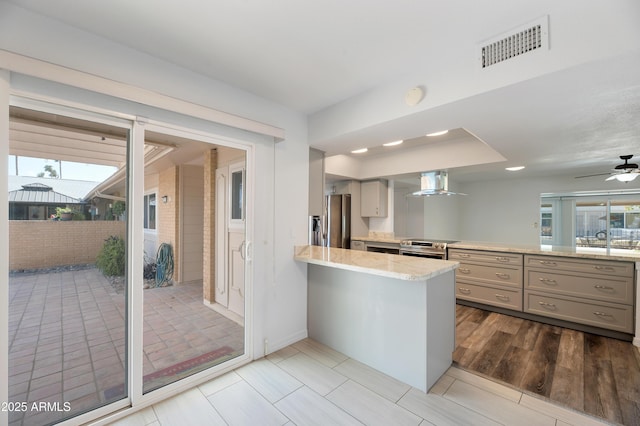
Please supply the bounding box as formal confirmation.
[575,155,640,182]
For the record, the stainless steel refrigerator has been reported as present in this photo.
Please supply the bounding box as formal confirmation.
[309,194,351,248]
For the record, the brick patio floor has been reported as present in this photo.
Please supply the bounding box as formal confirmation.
[8,267,244,426]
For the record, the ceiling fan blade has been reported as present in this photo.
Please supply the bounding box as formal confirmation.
[575,173,611,179]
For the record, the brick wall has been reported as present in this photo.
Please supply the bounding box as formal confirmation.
[9,220,126,270]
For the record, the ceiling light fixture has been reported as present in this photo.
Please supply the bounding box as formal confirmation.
[505,166,525,171]
[383,140,403,147]
[612,173,638,182]
[426,130,448,137]
[351,148,368,154]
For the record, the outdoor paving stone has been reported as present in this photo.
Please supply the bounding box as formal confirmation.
[9,371,31,387]
[144,341,167,354]
[10,361,35,376]
[28,381,63,401]
[9,270,244,425]
[63,362,93,378]
[31,372,63,390]
[62,371,94,391]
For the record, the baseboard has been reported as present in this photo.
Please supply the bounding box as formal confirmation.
[264,329,308,356]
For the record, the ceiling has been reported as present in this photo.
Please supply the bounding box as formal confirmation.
[5,0,640,184]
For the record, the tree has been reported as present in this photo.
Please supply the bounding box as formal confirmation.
[37,164,59,178]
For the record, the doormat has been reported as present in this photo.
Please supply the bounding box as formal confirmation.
[104,346,239,400]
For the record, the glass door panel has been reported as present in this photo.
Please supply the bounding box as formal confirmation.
[141,131,245,393]
[7,106,129,424]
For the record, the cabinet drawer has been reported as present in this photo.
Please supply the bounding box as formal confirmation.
[526,269,634,305]
[524,292,634,333]
[456,282,522,310]
[457,263,522,288]
[525,255,634,278]
[449,249,522,266]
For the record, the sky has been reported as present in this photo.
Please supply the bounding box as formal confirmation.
[8,155,117,182]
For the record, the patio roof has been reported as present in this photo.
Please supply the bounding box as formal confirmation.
[10,108,128,168]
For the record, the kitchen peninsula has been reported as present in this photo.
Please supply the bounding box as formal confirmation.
[294,245,459,392]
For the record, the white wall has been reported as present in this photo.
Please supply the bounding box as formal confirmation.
[0,3,310,359]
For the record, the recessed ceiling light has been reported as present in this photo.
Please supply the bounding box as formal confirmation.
[383,140,403,147]
[505,166,525,171]
[426,130,449,137]
[351,148,368,154]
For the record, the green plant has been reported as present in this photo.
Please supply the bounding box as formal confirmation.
[96,235,125,276]
[112,201,126,218]
[56,206,73,215]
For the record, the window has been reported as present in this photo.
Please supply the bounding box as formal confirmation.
[540,191,640,252]
[229,161,245,227]
[144,193,156,230]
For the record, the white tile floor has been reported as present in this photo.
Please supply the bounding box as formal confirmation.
[110,339,611,426]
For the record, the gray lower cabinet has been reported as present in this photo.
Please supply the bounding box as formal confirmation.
[451,248,636,335]
[524,255,635,333]
[449,249,523,310]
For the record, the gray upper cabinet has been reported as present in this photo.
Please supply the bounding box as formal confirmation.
[360,179,388,217]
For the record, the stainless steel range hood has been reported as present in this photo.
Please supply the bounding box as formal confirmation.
[410,171,466,196]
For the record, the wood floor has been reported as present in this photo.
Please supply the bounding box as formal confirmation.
[454,304,640,426]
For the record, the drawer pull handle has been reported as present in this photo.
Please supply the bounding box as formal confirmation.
[538,301,557,310]
[594,284,614,290]
[539,260,557,266]
[495,294,509,300]
[496,273,510,279]
[594,266,614,272]
[593,311,613,318]
[538,277,557,285]
[458,268,471,274]
[458,287,471,294]
[458,253,470,258]
[496,256,510,262]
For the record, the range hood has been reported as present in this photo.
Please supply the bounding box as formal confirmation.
[410,171,466,196]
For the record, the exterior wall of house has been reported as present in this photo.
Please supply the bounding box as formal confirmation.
[9,220,125,270]
[158,166,180,283]
[180,164,204,283]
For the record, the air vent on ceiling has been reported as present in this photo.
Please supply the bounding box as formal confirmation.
[480,16,549,68]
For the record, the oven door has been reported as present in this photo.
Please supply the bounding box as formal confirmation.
[399,249,445,260]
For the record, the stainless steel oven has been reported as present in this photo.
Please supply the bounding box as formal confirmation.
[365,241,400,255]
[399,239,458,259]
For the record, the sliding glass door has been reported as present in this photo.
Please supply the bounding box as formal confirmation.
[141,129,246,394]
[4,95,252,425]
[7,104,130,425]
[541,192,640,254]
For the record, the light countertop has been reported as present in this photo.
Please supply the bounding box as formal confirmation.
[449,241,640,262]
[294,245,458,281]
